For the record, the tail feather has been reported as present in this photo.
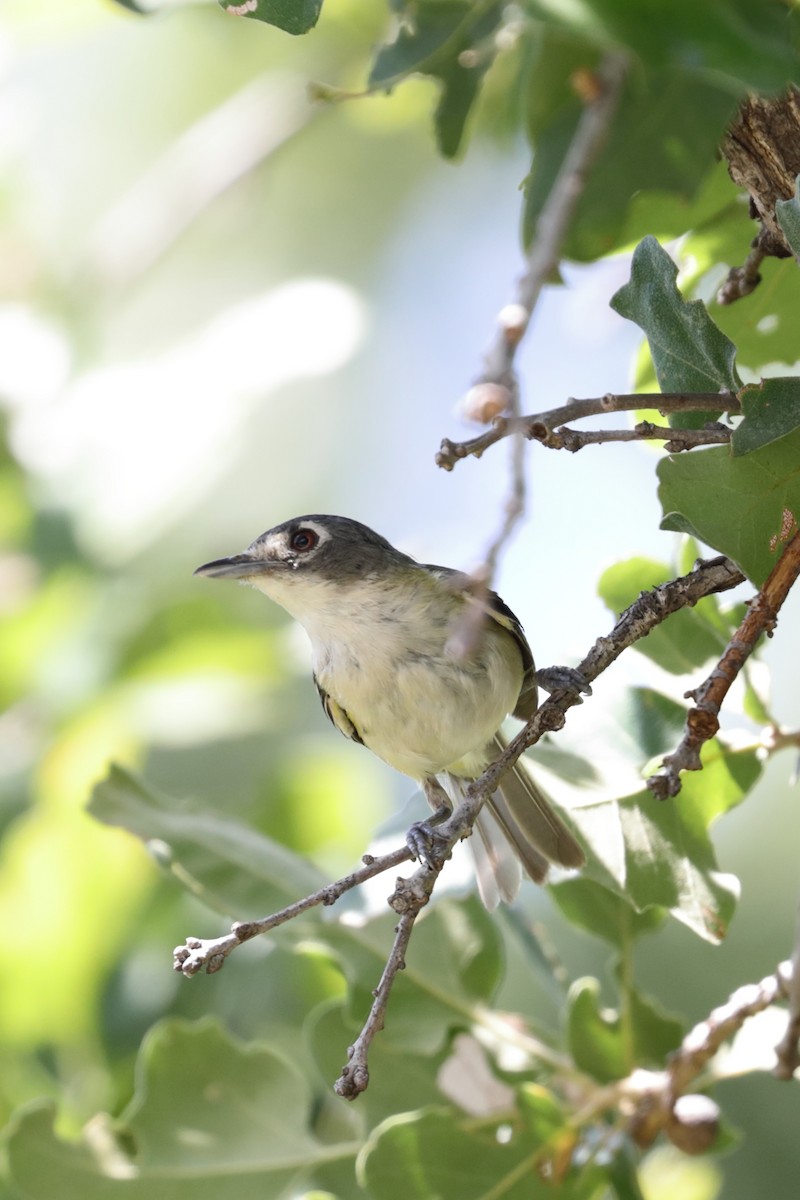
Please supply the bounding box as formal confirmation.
[487,735,585,872]
[440,736,584,907]
[473,808,522,910]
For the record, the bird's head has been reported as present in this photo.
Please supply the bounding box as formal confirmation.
[195,515,415,624]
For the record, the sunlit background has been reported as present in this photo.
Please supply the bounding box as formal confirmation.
[1,2,798,1196]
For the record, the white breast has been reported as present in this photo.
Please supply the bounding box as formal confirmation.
[302,582,522,780]
[248,567,523,780]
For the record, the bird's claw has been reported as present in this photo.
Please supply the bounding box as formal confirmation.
[535,665,592,699]
[406,820,449,870]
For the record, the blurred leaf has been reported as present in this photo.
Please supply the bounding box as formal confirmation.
[567,978,683,1082]
[524,26,599,143]
[621,164,732,250]
[89,764,327,917]
[358,1100,604,1199]
[524,0,798,89]
[776,174,800,257]
[610,237,741,407]
[607,1146,648,1200]
[624,980,685,1065]
[731,378,800,457]
[742,669,773,726]
[6,1019,358,1199]
[602,688,692,775]
[218,0,323,35]
[369,1,504,157]
[0,568,95,709]
[308,999,444,1129]
[657,429,800,584]
[678,198,800,373]
[562,71,735,262]
[573,740,759,942]
[598,557,729,673]
[566,978,626,1081]
[550,878,665,948]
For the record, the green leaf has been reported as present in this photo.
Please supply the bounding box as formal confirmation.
[524,0,798,90]
[524,26,599,143]
[610,237,741,401]
[571,741,760,942]
[731,378,800,457]
[567,978,683,1083]
[678,189,800,373]
[598,558,729,673]
[6,1019,358,1199]
[369,2,504,158]
[358,1100,604,1200]
[776,174,800,258]
[89,764,327,916]
[658,429,800,584]
[564,72,736,262]
[218,0,323,35]
[566,978,627,1081]
[550,878,665,948]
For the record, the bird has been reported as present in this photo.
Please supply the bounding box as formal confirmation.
[195,514,584,908]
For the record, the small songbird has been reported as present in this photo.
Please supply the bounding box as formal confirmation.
[195,515,584,908]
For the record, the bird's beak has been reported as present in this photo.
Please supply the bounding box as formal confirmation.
[194,553,269,580]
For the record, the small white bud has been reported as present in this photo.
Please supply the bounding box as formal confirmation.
[459,382,511,424]
[497,303,529,345]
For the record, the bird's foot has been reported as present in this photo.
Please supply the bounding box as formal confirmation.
[406,818,450,871]
[535,665,592,699]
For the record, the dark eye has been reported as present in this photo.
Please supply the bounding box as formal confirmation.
[289,528,318,553]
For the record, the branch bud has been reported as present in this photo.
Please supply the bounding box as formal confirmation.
[460,382,512,424]
[497,303,529,345]
[666,1094,721,1155]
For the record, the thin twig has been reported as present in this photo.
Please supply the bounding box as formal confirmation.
[437,391,740,470]
[544,421,732,453]
[649,529,800,799]
[172,845,412,976]
[716,239,767,305]
[472,53,628,402]
[335,868,440,1098]
[448,54,628,652]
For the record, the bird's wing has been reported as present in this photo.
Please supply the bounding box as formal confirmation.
[426,564,538,720]
[314,677,364,745]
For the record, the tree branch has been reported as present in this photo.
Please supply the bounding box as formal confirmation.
[622,960,794,1152]
[716,239,767,305]
[437,391,740,470]
[649,529,800,798]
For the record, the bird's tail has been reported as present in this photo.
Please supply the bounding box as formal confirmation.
[442,735,585,910]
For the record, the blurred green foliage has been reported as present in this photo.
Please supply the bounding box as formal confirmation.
[2,2,800,1198]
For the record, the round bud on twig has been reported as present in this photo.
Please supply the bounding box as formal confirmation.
[666,1094,720,1155]
[497,303,529,346]
[459,382,512,424]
